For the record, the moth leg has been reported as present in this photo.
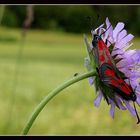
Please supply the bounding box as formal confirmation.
[96,67,99,74]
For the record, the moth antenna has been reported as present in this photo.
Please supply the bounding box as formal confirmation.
[134,86,137,92]
[100,23,112,37]
[128,77,131,86]
[86,14,100,29]
[136,101,140,107]
[133,101,140,124]
[105,38,112,46]
[86,14,100,33]
[95,14,100,29]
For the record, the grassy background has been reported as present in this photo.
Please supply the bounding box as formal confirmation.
[0,26,140,135]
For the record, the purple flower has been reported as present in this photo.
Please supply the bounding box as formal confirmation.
[94,90,103,107]
[84,17,140,122]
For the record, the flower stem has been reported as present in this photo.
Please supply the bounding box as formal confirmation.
[22,70,96,135]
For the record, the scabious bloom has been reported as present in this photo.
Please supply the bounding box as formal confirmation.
[84,17,140,120]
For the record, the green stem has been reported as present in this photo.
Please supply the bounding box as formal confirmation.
[22,70,96,135]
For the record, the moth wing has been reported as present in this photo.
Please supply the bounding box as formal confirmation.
[99,63,119,85]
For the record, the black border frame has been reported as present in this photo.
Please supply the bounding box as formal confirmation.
[0,0,140,4]
[0,0,139,138]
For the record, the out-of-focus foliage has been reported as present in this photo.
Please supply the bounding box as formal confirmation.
[1,5,140,35]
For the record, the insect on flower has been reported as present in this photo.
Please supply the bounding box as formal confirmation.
[74,73,79,77]
[84,17,140,124]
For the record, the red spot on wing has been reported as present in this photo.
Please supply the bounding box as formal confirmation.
[111,79,119,86]
[99,55,105,62]
[120,80,132,94]
[98,40,104,50]
[121,86,131,94]
[104,69,115,77]
[111,78,132,95]
[107,60,112,64]
[98,39,109,51]
[105,50,110,56]
[98,39,113,65]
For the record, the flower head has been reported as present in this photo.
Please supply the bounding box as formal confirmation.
[84,17,140,123]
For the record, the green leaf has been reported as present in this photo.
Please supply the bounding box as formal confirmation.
[108,44,115,54]
[114,58,123,64]
[84,34,96,69]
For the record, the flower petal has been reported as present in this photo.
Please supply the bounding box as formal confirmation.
[94,91,103,107]
[98,28,105,37]
[89,77,95,85]
[111,47,124,57]
[136,87,140,93]
[123,50,137,63]
[92,23,104,35]
[115,96,126,110]
[136,93,140,105]
[130,71,140,79]
[115,34,134,49]
[110,101,116,118]
[113,22,124,41]
[129,79,139,91]
[105,17,113,40]
[105,17,110,28]
[117,29,127,42]
[123,100,136,116]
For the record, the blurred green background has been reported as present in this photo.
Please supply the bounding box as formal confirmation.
[0,5,140,135]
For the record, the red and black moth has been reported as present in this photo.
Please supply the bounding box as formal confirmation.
[91,29,140,124]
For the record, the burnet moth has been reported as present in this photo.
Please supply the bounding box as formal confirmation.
[91,24,140,124]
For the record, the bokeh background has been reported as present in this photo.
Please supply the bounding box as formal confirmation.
[0,5,140,135]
